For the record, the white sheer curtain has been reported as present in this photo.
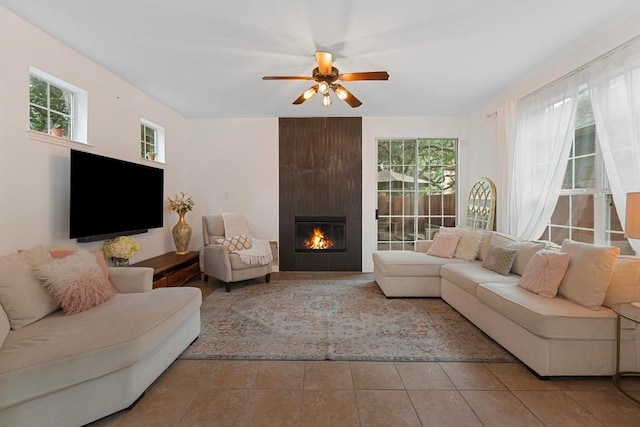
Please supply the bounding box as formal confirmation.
[496,101,517,233]
[587,40,640,254]
[507,73,582,240]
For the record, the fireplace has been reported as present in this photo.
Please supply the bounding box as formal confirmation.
[295,216,346,252]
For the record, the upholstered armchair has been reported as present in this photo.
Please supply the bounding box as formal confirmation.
[202,213,272,292]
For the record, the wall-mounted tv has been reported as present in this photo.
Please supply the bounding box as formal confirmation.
[70,150,164,242]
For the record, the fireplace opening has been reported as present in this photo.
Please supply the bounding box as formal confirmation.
[295,216,346,252]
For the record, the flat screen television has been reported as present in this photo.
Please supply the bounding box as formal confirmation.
[69,150,164,242]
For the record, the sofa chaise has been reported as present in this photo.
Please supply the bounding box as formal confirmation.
[373,227,640,377]
[0,246,202,427]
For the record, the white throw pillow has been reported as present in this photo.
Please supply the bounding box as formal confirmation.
[439,227,484,261]
[558,239,620,310]
[505,241,546,276]
[0,304,9,349]
[33,248,117,315]
[426,233,461,258]
[603,256,640,309]
[518,250,570,298]
[0,246,59,330]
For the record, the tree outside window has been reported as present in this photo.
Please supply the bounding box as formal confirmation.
[141,123,157,160]
[29,75,73,139]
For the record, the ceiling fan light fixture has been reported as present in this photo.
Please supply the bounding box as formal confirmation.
[318,81,329,94]
[303,85,318,100]
[333,84,348,100]
[322,93,332,107]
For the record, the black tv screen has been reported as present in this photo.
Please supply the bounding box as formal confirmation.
[69,150,164,242]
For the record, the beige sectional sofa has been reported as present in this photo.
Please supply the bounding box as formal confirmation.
[0,248,202,427]
[373,228,640,377]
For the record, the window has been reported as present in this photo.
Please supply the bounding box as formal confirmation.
[540,87,632,254]
[28,67,87,142]
[140,119,164,162]
[377,138,457,250]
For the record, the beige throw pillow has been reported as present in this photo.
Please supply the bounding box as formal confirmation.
[216,234,252,252]
[0,246,59,330]
[558,239,620,310]
[603,256,640,309]
[427,233,460,258]
[518,250,570,298]
[482,244,518,275]
[505,241,546,275]
[439,227,484,261]
[0,305,9,349]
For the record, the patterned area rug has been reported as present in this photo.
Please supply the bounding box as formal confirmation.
[180,278,516,362]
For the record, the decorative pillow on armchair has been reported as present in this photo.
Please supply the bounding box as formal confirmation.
[216,234,252,252]
[33,248,117,315]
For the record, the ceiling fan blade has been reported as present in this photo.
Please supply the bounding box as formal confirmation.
[339,71,390,81]
[315,51,333,74]
[262,76,313,80]
[332,84,362,108]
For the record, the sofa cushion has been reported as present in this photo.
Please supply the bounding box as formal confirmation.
[441,261,519,296]
[506,241,546,275]
[33,248,118,315]
[603,256,640,309]
[478,282,616,340]
[372,251,466,278]
[439,227,485,261]
[518,250,570,298]
[0,247,59,330]
[0,306,8,350]
[426,233,460,258]
[0,287,202,411]
[558,239,620,310]
[482,245,518,276]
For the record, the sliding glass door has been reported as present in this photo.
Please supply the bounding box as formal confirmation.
[377,138,457,250]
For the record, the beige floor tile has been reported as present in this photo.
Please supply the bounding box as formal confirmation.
[513,390,604,426]
[254,360,305,389]
[549,376,616,391]
[440,362,506,390]
[177,388,251,427]
[409,390,482,426]
[565,390,640,425]
[395,361,456,390]
[202,360,260,389]
[304,360,354,389]
[461,390,543,426]
[350,361,404,389]
[235,389,302,427]
[116,387,195,427]
[356,390,421,427]
[300,389,360,427]
[484,362,559,391]
[151,359,214,391]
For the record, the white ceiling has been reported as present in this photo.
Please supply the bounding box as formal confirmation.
[3,0,640,118]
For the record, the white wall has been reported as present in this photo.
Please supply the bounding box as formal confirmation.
[0,7,191,261]
[467,11,640,232]
[361,117,469,271]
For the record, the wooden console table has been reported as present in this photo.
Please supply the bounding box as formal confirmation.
[131,251,200,289]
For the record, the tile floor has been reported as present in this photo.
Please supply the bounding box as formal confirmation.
[87,273,640,426]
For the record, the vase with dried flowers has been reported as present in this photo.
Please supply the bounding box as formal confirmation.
[167,192,194,254]
[103,236,141,266]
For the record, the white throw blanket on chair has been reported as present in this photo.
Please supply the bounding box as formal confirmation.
[221,212,273,266]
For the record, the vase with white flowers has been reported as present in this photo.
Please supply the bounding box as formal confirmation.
[167,192,194,254]
[103,236,141,266]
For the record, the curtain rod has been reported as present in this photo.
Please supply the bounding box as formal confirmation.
[485,32,640,119]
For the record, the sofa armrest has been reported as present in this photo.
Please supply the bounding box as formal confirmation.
[109,267,154,293]
[414,240,432,253]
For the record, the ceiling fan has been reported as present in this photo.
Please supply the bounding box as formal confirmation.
[262,51,389,108]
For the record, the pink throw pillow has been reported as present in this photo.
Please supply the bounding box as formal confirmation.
[426,233,461,258]
[518,250,570,298]
[33,248,117,315]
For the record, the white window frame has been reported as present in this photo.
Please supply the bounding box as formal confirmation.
[29,67,88,144]
[140,118,165,163]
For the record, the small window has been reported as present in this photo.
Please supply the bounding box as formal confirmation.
[28,67,87,143]
[140,119,164,162]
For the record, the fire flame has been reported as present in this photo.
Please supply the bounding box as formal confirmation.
[304,227,335,250]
